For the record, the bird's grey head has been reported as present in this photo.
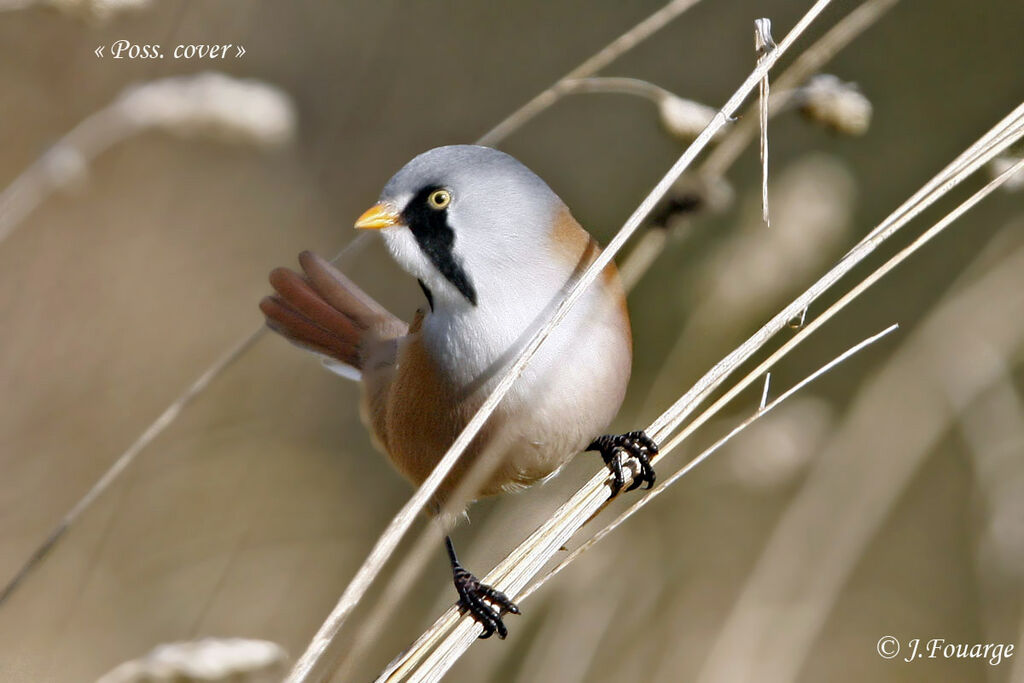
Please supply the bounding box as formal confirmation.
[355,145,564,310]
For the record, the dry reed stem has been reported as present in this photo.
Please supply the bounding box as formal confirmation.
[644,145,1024,466]
[695,231,1024,683]
[558,77,671,103]
[0,73,295,246]
[556,77,721,142]
[529,154,1024,600]
[759,372,771,411]
[288,5,840,680]
[619,0,900,287]
[476,0,706,146]
[381,325,897,683]
[0,331,262,606]
[510,554,627,683]
[376,110,1024,682]
[755,19,775,225]
[520,325,900,602]
[617,226,670,290]
[0,236,368,605]
[700,0,900,179]
[648,102,1024,441]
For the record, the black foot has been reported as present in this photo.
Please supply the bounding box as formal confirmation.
[586,430,659,497]
[446,537,519,639]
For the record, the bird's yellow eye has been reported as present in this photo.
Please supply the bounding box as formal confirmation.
[427,189,451,210]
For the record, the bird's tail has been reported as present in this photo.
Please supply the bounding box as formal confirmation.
[259,251,406,375]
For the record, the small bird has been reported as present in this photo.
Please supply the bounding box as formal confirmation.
[260,145,657,639]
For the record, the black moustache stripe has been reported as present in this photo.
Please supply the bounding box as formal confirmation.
[417,279,435,312]
[402,186,478,306]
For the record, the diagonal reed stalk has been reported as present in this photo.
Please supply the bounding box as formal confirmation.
[288,2,840,680]
[700,0,899,179]
[694,227,1024,683]
[476,0,706,146]
[383,325,901,683]
[375,108,1024,681]
[0,0,707,607]
[526,153,1024,602]
[0,235,369,606]
[617,0,900,288]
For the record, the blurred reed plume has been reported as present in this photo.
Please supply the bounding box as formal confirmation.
[990,153,1024,191]
[0,0,151,22]
[96,638,288,683]
[797,74,872,135]
[0,72,295,245]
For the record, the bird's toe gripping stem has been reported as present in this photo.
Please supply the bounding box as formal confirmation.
[586,430,659,498]
[452,562,520,639]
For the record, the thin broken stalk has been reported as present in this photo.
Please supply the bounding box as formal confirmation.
[619,0,900,286]
[559,77,671,103]
[755,18,775,225]
[700,0,900,178]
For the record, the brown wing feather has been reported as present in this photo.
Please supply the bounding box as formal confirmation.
[260,250,406,369]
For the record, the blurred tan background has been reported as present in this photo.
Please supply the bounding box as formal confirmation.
[2,0,1023,681]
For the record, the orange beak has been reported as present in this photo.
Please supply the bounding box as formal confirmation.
[354,203,401,230]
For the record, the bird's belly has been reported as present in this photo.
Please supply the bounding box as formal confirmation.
[380,292,631,504]
[486,315,630,491]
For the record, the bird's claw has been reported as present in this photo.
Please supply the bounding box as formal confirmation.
[452,563,519,639]
[586,430,659,498]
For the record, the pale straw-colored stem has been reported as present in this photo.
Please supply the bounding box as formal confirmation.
[380,325,898,683]
[476,0,707,146]
[521,324,901,602]
[528,154,1024,599]
[647,101,1024,440]
[0,238,368,606]
[700,0,900,179]
[0,107,134,245]
[695,234,1024,683]
[619,0,901,287]
[557,77,673,103]
[755,18,775,225]
[288,4,839,680]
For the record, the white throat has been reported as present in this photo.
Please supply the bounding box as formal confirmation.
[419,254,576,392]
